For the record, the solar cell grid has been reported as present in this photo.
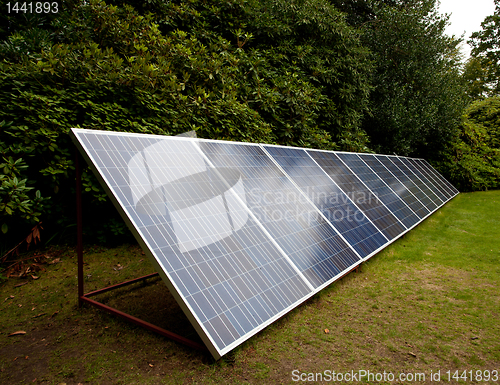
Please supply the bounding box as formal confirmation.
[399,157,446,205]
[388,156,442,209]
[71,128,459,360]
[73,131,314,358]
[336,153,419,229]
[305,150,406,241]
[376,155,437,212]
[262,145,388,259]
[199,141,361,288]
[419,159,459,197]
[410,159,453,200]
[360,154,429,218]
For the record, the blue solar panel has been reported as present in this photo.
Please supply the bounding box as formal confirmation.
[72,131,313,358]
[388,156,442,209]
[398,157,446,206]
[376,155,437,213]
[305,149,407,241]
[71,128,459,359]
[199,141,361,288]
[419,159,459,198]
[262,145,388,258]
[359,154,430,218]
[411,159,455,201]
[336,153,419,229]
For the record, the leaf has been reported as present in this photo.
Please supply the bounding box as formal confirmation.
[8,331,26,337]
[1,223,8,234]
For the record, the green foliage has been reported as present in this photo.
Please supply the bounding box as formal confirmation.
[469,0,500,96]
[358,0,467,159]
[0,0,492,244]
[442,97,500,191]
[244,0,373,146]
[0,121,48,234]
[463,56,492,100]
[0,0,367,242]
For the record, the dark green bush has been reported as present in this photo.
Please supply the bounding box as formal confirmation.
[0,0,373,244]
[442,97,500,191]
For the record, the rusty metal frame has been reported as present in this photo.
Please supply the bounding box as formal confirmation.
[75,150,208,352]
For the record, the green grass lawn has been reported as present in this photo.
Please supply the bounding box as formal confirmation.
[1,190,499,384]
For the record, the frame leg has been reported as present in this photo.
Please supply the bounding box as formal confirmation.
[75,150,84,307]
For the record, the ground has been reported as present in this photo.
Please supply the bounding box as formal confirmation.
[0,190,499,384]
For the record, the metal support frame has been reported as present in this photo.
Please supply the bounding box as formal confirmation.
[75,150,208,352]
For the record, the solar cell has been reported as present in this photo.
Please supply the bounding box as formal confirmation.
[71,128,459,359]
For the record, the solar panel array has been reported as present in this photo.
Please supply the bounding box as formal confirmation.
[71,129,459,359]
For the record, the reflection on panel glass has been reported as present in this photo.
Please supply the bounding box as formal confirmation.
[360,154,429,218]
[263,146,388,258]
[376,156,436,212]
[398,158,445,206]
[337,153,419,229]
[304,149,406,241]
[388,157,441,209]
[200,142,361,288]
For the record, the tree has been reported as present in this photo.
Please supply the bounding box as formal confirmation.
[469,0,500,96]
[0,1,276,239]
[242,0,374,150]
[462,56,491,100]
[356,0,467,160]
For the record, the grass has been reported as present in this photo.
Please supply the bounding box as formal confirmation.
[0,190,499,384]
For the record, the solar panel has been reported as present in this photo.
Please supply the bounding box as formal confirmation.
[336,153,420,229]
[305,149,406,241]
[405,158,450,202]
[261,145,388,258]
[359,154,430,219]
[388,156,442,208]
[376,155,437,212]
[398,157,446,206]
[198,141,361,288]
[419,159,459,198]
[71,128,458,359]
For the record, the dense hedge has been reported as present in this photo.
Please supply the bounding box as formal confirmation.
[0,0,372,242]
